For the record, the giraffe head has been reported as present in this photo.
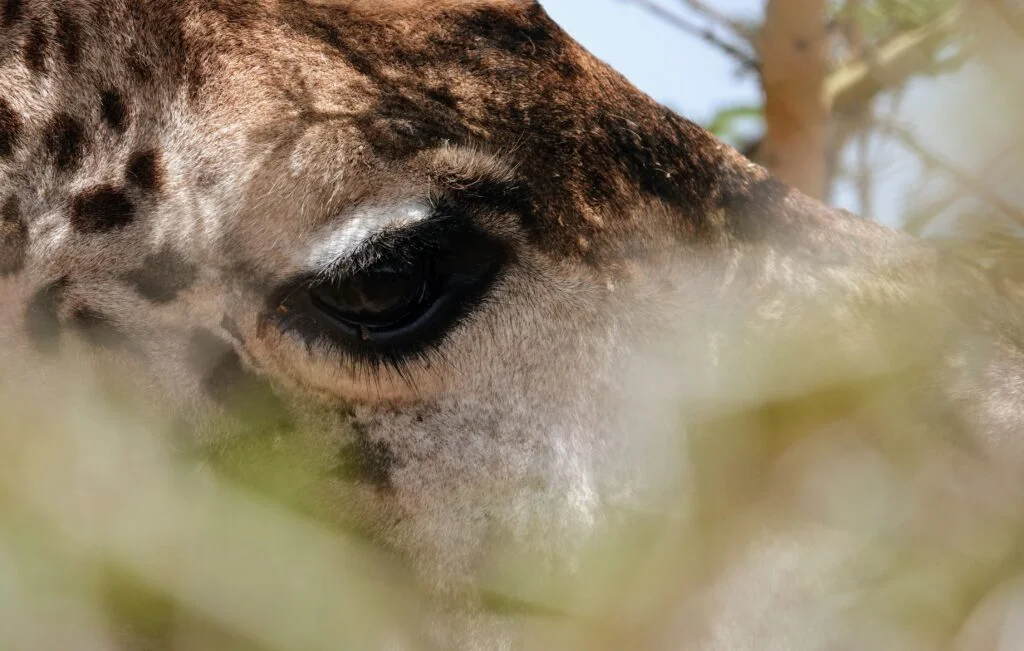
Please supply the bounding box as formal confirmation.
[0,0,757,567]
[5,1,1023,647]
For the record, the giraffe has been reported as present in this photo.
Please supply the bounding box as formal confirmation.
[2,0,1024,648]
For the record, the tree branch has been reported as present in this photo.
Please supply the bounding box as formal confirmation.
[827,6,963,115]
[740,6,963,176]
[903,187,965,236]
[904,140,1023,234]
[672,0,756,45]
[617,0,759,71]
[880,120,1024,226]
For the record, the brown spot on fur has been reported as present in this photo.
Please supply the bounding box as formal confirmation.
[0,196,27,275]
[203,348,248,405]
[26,277,67,353]
[23,21,48,73]
[70,306,131,351]
[55,8,82,66]
[124,247,197,303]
[336,425,398,491]
[185,59,209,105]
[188,329,285,420]
[1,0,22,26]
[0,98,21,157]
[188,329,227,370]
[101,90,129,132]
[44,113,85,170]
[70,186,135,233]
[121,3,188,88]
[126,149,163,192]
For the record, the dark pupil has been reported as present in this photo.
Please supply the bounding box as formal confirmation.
[313,262,428,329]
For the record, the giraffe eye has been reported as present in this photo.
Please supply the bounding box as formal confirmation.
[309,257,435,333]
[271,216,508,360]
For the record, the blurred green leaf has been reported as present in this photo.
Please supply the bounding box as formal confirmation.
[705,103,764,146]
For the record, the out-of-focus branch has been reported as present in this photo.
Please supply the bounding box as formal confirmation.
[672,0,755,45]
[841,0,865,56]
[827,6,963,116]
[904,140,1024,235]
[618,0,759,71]
[881,120,1024,226]
[744,6,963,173]
[903,188,965,236]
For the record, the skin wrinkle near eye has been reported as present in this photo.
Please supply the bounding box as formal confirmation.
[303,201,431,274]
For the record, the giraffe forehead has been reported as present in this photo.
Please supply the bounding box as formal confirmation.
[0,0,728,286]
[1,2,534,248]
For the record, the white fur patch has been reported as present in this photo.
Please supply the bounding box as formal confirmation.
[303,201,430,271]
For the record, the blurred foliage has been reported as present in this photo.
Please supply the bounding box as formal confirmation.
[692,0,1023,249]
[705,103,763,147]
[7,267,1024,650]
[834,0,956,46]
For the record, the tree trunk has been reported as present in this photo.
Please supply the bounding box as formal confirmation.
[760,0,830,199]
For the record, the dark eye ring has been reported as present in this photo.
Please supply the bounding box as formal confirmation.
[269,219,507,360]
